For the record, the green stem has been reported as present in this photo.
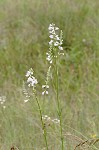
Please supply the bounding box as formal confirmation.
[55,56,64,150]
[35,94,48,150]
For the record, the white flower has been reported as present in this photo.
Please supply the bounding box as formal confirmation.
[46,57,50,61]
[0,96,6,108]
[42,90,48,95]
[54,41,59,46]
[49,40,53,45]
[55,35,60,41]
[82,39,86,43]
[26,68,38,88]
[3,106,6,109]
[58,46,63,50]
[48,23,64,59]
[42,24,64,96]
[42,85,46,88]
[42,84,49,95]
[26,71,31,77]
[0,96,6,104]
[48,25,53,30]
[46,85,49,88]
[46,52,53,64]
[49,30,55,34]
[55,27,59,30]
[42,115,60,124]
[48,24,54,31]
[49,35,54,39]
[27,77,38,87]
[24,99,29,103]
[42,85,49,89]
[52,118,60,124]
[27,77,33,83]
[46,91,48,94]
[50,60,52,64]
[26,68,33,77]
[42,91,45,95]
[1,101,3,105]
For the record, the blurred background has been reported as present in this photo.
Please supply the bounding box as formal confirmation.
[0,0,99,149]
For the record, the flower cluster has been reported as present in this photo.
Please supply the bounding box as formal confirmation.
[42,85,49,95]
[42,66,51,95]
[46,23,64,64]
[26,68,38,88]
[42,114,60,124]
[23,82,30,103]
[0,96,6,109]
[25,24,64,97]
[42,24,64,95]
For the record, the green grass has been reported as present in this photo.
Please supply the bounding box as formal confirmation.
[0,0,99,149]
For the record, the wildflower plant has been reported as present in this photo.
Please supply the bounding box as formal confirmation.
[25,68,48,150]
[25,68,38,89]
[42,23,64,149]
[47,23,64,63]
[47,23,64,150]
[42,23,64,95]
[24,23,64,150]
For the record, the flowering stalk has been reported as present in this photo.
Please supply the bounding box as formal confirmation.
[47,23,64,149]
[34,91,49,150]
[55,55,64,150]
[42,23,64,96]
[42,66,51,95]
[25,69,48,150]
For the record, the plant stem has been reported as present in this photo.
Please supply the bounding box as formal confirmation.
[55,56,64,150]
[35,94,49,150]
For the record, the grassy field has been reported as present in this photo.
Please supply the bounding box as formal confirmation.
[0,0,99,149]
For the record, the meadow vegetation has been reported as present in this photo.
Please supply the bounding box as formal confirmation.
[0,0,99,149]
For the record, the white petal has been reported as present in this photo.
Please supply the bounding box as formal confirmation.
[42,85,46,88]
[42,91,45,95]
[49,40,53,45]
[24,99,29,103]
[55,27,59,30]
[58,46,63,50]
[3,106,6,109]
[26,71,31,77]
[49,35,54,39]
[54,41,59,46]
[50,60,52,64]
[46,91,48,94]
[46,85,49,88]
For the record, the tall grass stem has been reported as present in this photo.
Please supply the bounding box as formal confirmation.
[55,56,64,150]
[35,93,49,150]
